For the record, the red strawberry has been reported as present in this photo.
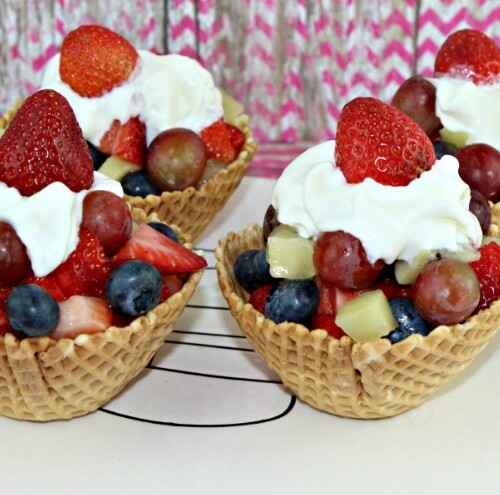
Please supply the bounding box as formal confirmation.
[161,274,186,300]
[0,89,94,196]
[435,29,500,85]
[335,97,436,186]
[315,276,364,315]
[113,223,207,275]
[23,274,66,301]
[248,284,273,314]
[469,241,500,310]
[309,313,346,339]
[49,295,112,340]
[50,229,111,298]
[227,123,245,156]
[0,303,11,336]
[99,117,146,166]
[60,25,139,98]
[200,119,237,163]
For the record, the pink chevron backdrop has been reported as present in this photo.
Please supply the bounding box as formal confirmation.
[0,0,500,176]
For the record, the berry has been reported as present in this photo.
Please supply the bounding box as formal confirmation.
[99,117,147,167]
[313,231,384,290]
[227,123,245,156]
[252,249,275,285]
[6,284,60,337]
[106,260,162,317]
[0,89,94,196]
[23,274,66,301]
[200,118,238,163]
[335,97,436,186]
[113,223,207,275]
[469,241,500,310]
[49,295,113,340]
[469,189,491,234]
[309,313,346,339]
[413,258,480,325]
[434,29,500,85]
[60,25,139,97]
[0,221,31,286]
[146,128,207,191]
[433,140,458,160]
[147,222,179,243]
[82,190,133,256]
[265,279,319,325]
[121,170,160,197]
[248,284,273,314]
[387,298,431,344]
[263,204,280,242]
[456,143,500,203]
[391,75,442,137]
[233,249,262,293]
[87,141,109,170]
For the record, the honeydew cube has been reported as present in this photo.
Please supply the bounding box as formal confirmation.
[335,290,397,343]
[439,128,468,149]
[394,250,432,285]
[97,156,141,181]
[0,128,4,138]
[267,224,316,279]
[221,89,244,124]
[482,236,500,247]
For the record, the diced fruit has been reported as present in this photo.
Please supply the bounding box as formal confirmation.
[413,258,480,325]
[394,251,433,285]
[121,170,160,197]
[60,24,139,97]
[0,221,31,286]
[234,249,263,293]
[82,191,133,256]
[309,313,346,339]
[469,189,492,234]
[0,304,11,336]
[315,276,364,315]
[434,28,500,85]
[263,204,281,242]
[248,284,273,314]
[227,124,245,156]
[313,231,384,289]
[334,97,436,186]
[439,128,468,149]
[97,155,141,181]
[433,140,458,160]
[0,89,94,196]
[264,279,319,325]
[200,118,237,163]
[252,249,275,285]
[469,241,500,310]
[267,224,316,279]
[23,274,66,302]
[335,290,397,343]
[6,284,60,337]
[456,143,500,203]
[106,260,162,317]
[387,298,431,344]
[49,295,113,340]
[161,274,185,300]
[391,75,442,137]
[113,223,207,275]
[221,89,244,124]
[146,128,207,191]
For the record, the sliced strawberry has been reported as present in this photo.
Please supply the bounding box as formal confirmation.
[60,25,139,98]
[335,97,435,186]
[372,277,413,301]
[227,123,245,156]
[200,119,237,163]
[309,313,346,339]
[248,284,273,314]
[50,229,111,298]
[99,117,146,166]
[23,274,66,301]
[315,276,364,315]
[161,274,186,301]
[49,295,112,340]
[469,241,500,310]
[0,89,94,196]
[113,223,207,275]
[435,29,500,85]
[0,303,11,336]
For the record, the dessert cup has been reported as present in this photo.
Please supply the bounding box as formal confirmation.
[0,213,204,421]
[215,204,500,419]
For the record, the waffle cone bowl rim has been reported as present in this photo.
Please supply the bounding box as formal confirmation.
[215,218,500,419]
[0,213,205,421]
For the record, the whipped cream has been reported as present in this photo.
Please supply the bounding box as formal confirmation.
[272,141,482,264]
[431,77,500,149]
[41,51,224,145]
[0,172,123,277]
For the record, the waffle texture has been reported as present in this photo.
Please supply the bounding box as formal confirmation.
[215,210,500,419]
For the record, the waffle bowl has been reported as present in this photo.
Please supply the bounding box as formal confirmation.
[215,205,500,419]
[0,214,204,421]
[1,102,257,242]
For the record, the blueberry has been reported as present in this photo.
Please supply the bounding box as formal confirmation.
[121,171,160,198]
[148,221,179,243]
[106,260,162,317]
[86,140,109,170]
[6,284,60,337]
[265,279,319,325]
[433,140,458,160]
[387,297,431,344]
[234,249,262,293]
[252,249,275,285]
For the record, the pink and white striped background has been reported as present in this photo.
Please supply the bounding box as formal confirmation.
[0,0,499,177]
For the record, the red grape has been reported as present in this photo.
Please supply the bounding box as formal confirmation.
[313,231,384,290]
[263,204,280,241]
[391,75,442,137]
[82,191,133,256]
[413,258,479,325]
[0,222,31,286]
[146,128,207,191]
[456,143,500,202]
[469,189,492,234]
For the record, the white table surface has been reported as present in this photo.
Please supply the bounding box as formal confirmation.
[1,176,500,495]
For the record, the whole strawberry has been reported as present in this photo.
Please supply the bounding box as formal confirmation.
[60,25,139,98]
[434,29,500,85]
[0,89,94,196]
[469,241,500,311]
[335,97,436,186]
